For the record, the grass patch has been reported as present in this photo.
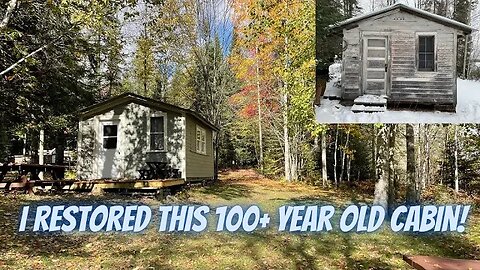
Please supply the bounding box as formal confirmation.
[1,169,479,269]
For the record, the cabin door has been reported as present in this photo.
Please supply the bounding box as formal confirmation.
[99,120,120,179]
[363,37,388,96]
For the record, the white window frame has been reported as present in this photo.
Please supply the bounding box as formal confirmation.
[148,112,167,152]
[196,125,207,155]
[101,120,119,150]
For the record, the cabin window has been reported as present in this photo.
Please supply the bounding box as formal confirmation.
[103,125,118,149]
[196,126,206,155]
[150,116,166,151]
[418,36,435,71]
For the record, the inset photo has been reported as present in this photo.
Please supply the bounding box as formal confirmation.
[316,2,480,123]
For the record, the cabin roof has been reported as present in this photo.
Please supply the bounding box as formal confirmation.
[332,3,476,34]
[79,92,219,131]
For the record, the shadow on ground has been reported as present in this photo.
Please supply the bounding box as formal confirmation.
[197,182,255,201]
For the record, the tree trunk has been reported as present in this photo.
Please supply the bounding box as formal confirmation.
[373,125,378,180]
[334,124,339,186]
[283,21,291,182]
[406,124,418,204]
[339,131,350,182]
[22,133,27,156]
[454,125,459,193]
[421,124,428,189]
[441,125,449,185]
[347,156,352,183]
[38,129,44,180]
[314,75,327,106]
[321,130,328,186]
[214,133,219,181]
[283,93,291,182]
[256,46,264,173]
[416,124,422,182]
[387,124,396,215]
[374,125,389,209]
[290,139,299,181]
[55,134,65,165]
[425,125,431,186]
[0,0,18,30]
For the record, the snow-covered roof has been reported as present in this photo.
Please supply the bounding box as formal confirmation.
[332,3,476,34]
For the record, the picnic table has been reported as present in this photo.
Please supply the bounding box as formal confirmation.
[0,163,67,181]
[0,163,68,194]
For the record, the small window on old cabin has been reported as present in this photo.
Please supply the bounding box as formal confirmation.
[418,36,435,71]
[196,126,206,155]
[103,125,118,149]
[150,116,165,151]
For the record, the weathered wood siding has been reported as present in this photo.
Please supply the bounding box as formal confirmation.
[342,9,458,107]
[184,115,215,181]
[342,26,362,100]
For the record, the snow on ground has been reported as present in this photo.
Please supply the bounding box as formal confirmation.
[316,64,480,124]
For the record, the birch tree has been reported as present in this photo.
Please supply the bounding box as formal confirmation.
[373,125,389,209]
[0,0,18,30]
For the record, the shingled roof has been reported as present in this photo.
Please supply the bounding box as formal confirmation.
[79,92,219,131]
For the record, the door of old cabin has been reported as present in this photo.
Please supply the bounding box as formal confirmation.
[363,37,388,96]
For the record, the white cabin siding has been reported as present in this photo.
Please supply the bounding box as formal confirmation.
[77,103,186,180]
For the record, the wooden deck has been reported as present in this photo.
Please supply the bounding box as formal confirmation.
[71,178,185,194]
[0,178,186,194]
[403,255,480,270]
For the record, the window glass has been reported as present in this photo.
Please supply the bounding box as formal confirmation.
[103,125,117,137]
[151,117,164,133]
[196,126,207,154]
[103,125,117,149]
[419,36,435,71]
[150,116,165,150]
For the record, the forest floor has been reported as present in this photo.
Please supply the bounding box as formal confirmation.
[1,169,480,269]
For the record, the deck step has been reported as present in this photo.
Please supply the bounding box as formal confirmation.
[352,104,387,113]
[352,95,387,113]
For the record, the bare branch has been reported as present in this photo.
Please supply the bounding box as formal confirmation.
[0,44,47,77]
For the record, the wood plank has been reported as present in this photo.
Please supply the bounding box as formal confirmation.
[69,179,185,190]
[403,255,480,270]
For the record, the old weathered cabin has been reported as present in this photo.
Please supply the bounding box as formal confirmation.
[77,93,218,182]
[331,3,475,112]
